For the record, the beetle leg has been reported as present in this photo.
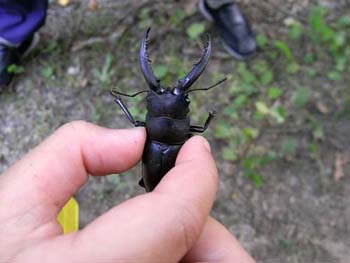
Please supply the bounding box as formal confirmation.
[113,96,145,127]
[111,89,149,98]
[190,111,216,133]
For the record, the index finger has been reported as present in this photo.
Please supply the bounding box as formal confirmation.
[0,121,146,219]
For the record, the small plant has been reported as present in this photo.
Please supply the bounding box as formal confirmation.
[287,19,303,40]
[6,64,25,74]
[292,87,310,108]
[186,22,206,39]
[41,66,54,79]
[94,53,116,89]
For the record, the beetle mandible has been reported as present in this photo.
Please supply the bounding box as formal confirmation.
[110,28,226,192]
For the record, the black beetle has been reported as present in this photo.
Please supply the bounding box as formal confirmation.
[111,28,225,192]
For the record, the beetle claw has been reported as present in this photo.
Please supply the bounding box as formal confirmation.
[139,28,161,92]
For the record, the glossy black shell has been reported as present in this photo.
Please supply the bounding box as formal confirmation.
[142,89,191,191]
[146,90,190,118]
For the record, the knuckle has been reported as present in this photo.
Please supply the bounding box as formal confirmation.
[173,200,202,251]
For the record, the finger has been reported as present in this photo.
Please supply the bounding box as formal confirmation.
[20,136,218,263]
[181,217,256,263]
[0,121,146,218]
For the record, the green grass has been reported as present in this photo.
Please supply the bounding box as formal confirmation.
[208,5,350,186]
[22,3,349,188]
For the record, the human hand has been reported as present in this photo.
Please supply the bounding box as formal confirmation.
[0,121,255,262]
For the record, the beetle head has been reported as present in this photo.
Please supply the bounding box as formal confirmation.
[146,89,190,118]
[139,28,211,95]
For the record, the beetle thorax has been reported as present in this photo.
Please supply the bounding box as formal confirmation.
[146,89,190,118]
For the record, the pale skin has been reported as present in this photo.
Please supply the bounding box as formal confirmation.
[0,121,255,262]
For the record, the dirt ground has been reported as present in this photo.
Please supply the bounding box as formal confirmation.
[0,0,349,262]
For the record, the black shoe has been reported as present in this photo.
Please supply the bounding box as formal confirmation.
[199,0,256,60]
[0,34,39,88]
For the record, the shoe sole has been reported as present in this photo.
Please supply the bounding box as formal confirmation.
[221,40,255,60]
[23,33,40,57]
[198,0,254,61]
[198,0,214,22]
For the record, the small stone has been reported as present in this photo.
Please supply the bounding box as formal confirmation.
[67,66,79,75]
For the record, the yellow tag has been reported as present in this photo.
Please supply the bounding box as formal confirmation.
[57,197,79,234]
[58,0,70,6]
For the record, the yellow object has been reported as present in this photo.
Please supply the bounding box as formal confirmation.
[58,0,70,6]
[57,197,79,234]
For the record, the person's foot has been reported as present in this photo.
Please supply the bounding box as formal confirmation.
[0,34,39,88]
[199,0,256,60]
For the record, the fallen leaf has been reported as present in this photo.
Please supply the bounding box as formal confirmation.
[334,152,350,181]
[88,0,98,10]
[58,0,70,6]
[79,78,88,88]
[316,101,329,114]
[334,153,344,181]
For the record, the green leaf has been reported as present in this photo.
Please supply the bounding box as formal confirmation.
[286,62,300,74]
[139,8,150,20]
[255,101,269,115]
[186,22,205,39]
[312,125,324,140]
[267,87,282,99]
[239,82,256,95]
[237,63,256,84]
[307,68,317,78]
[309,120,324,140]
[332,31,347,48]
[153,65,168,79]
[242,127,259,140]
[280,138,298,157]
[223,105,238,119]
[244,169,263,187]
[309,6,334,42]
[327,71,342,81]
[169,10,186,26]
[41,66,54,78]
[337,15,350,27]
[335,56,346,72]
[274,40,293,62]
[308,142,318,157]
[232,95,248,108]
[260,70,273,85]
[269,106,286,123]
[309,6,327,33]
[256,34,268,48]
[288,23,303,40]
[222,147,238,161]
[214,122,232,139]
[304,53,316,64]
[6,64,25,74]
[292,87,310,108]
[320,26,334,42]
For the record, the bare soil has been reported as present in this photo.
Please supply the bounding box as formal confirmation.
[0,1,349,262]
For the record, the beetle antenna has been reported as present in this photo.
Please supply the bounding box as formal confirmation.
[110,89,150,98]
[186,77,227,94]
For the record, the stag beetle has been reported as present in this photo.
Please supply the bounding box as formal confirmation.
[110,28,225,192]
